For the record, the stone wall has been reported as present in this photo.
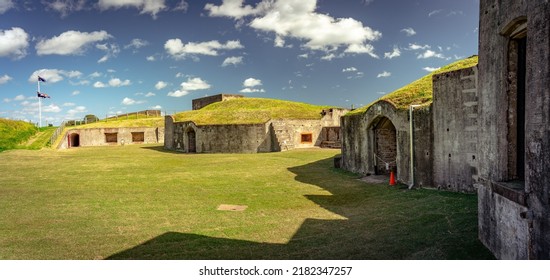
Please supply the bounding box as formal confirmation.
[58,127,164,149]
[478,0,550,259]
[432,66,479,192]
[192,94,244,110]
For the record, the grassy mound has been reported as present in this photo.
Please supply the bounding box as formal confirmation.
[0,118,37,152]
[349,55,478,115]
[173,98,332,125]
[72,115,163,129]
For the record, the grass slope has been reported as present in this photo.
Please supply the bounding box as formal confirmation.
[349,56,478,115]
[0,145,493,259]
[0,118,37,152]
[174,98,332,125]
[72,115,163,129]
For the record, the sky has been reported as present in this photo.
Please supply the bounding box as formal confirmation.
[0,0,479,125]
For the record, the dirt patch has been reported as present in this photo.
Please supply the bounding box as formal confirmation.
[217,204,248,211]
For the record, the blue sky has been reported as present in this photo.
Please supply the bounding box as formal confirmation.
[0,0,479,125]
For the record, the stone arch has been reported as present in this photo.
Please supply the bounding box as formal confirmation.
[69,133,80,148]
[186,127,196,153]
[368,116,397,175]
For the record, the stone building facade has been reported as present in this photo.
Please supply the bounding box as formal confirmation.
[165,104,347,153]
[477,0,550,259]
[58,127,164,149]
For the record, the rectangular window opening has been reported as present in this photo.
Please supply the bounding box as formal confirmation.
[131,132,145,143]
[105,133,118,143]
[301,133,313,144]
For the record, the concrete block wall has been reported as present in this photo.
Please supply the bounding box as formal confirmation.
[432,66,479,192]
[59,127,163,149]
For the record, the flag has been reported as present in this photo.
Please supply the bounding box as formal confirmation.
[38,76,46,82]
[37,92,50,98]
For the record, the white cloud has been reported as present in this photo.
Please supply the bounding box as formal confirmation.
[0,27,29,59]
[168,77,211,97]
[155,81,168,90]
[108,78,131,87]
[89,72,102,78]
[67,105,87,116]
[377,71,391,78]
[181,77,211,91]
[240,88,265,93]
[145,92,156,97]
[423,67,441,72]
[124,38,149,50]
[174,0,188,12]
[342,67,357,72]
[14,95,25,101]
[247,0,381,57]
[96,43,120,63]
[204,0,269,19]
[36,30,112,56]
[98,0,167,19]
[222,56,243,67]
[44,0,87,17]
[165,38,244,59]
[63,102,76,107]
[0,74,12,84]
[72,90,80,95]
[0,0,14,14]
[243,77,262,87]
[43,104,62,113]
[206,0,381,59]
[384,46,401,59]
[28,69,82,83]
[93,81,107,88]
[417,49,446,59]
[146,55,156,61]
[122,97,145,105]
[428,9,443,17]
[407,43,430,50]
[241,77,265,93]
[151,105,162,110]
[401,27,416,36]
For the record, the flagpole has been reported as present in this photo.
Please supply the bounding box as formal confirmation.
[37,79,41,128]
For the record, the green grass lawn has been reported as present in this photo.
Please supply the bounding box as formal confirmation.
[0,145,493,260]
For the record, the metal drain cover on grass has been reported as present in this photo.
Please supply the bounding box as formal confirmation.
[217,204,248,211]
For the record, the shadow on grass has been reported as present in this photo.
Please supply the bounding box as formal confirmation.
[107,157,494,260]
[140,145,185,155]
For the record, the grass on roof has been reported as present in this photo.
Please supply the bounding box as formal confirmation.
[72,115,163,129]
[348,55,478,115]
[173,98,332,125]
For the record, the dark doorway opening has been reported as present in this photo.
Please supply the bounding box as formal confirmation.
[187,128,196,153]
[69,133,80,147]
[373,117,397,175]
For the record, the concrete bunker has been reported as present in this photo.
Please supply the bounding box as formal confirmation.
[370,116,397,175]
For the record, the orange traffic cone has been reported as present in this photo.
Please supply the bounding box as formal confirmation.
[389,171,396,186]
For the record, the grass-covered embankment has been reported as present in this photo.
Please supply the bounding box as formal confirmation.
[174,98,333,125]
[349,55,479,115]
[0,118,38,152]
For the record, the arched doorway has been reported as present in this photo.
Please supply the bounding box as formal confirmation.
[187,128,196,153]
[371,117,397,175]
[69,133,80,147]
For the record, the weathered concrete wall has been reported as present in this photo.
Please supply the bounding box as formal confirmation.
[478,0,550,259]
[341,100,433,185]
[165,108,347,153]
[432,66,479,192]
[192,94,244,110]
[170,121,273,153]
[59,127,163,149]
